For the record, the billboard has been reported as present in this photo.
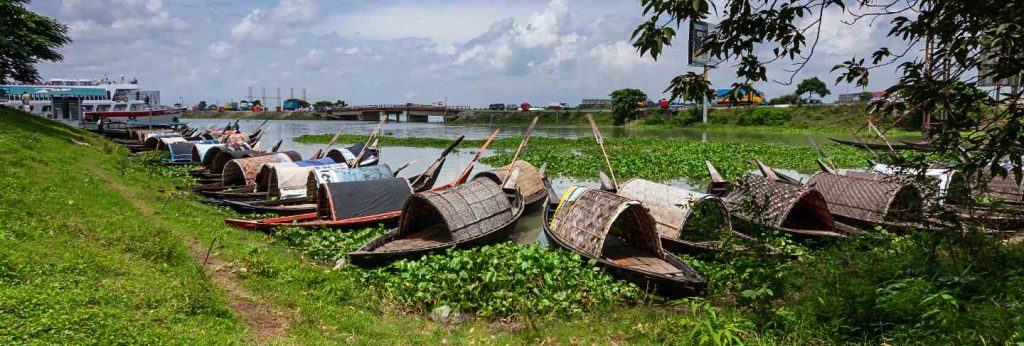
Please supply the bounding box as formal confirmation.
[688,20,715,67]
[978,50,1020,87]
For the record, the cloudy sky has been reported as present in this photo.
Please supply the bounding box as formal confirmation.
[26,0,910,106]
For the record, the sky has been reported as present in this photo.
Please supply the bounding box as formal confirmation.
[26,0,915,107]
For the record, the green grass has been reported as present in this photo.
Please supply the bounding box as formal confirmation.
[295,133,873,181]
[4,107,1024,345]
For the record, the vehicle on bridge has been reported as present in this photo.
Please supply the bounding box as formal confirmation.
[488,103,506,111]
[714,88,767,106]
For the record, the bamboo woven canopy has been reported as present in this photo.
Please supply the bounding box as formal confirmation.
[721,174,836,232]
[806,172,925,223]
[396,178,516,242]
[617,179,732,240]
[221,151,301,187]
[549,186,663,259]
[474,160,546,203]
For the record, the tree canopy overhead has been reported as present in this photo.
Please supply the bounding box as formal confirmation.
[0,0,71,84]
[631,0,1024,179]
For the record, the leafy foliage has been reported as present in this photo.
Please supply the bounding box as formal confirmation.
[794,77,830,102]
[0,0,72,84]
[630,0,1024,192]
[610,88,648,125]
[272,226,388,262]
[359,244,643,317]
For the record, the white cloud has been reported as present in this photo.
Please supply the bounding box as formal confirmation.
[207,41,234,60]
[590,41,650,72]
[271,0,318,25]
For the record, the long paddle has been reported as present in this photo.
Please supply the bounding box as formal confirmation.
[867,119,895,152]
[410,135,465,187]
[502,116,539,183]
[449,129,500,187]
[807,134,835,168]
[316,128,344,159]
[586,114,617,190]
[353,139,378,167]
[353,118,386,164]
[270,139,282,153]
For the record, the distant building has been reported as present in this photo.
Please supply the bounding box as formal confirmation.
[580,98,612,107]
[837,91,885,103]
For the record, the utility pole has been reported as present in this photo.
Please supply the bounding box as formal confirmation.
[302,88,306,102]
[261,87,266,108]
[248,86,253,103]
[702,66,710,124]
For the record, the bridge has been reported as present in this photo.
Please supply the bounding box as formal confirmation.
[328,104,470,122]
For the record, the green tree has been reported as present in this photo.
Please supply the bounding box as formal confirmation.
[795,77,831,103]
[610,88,647,125]
[334,100,348,107]
[859,92,874,103]
[0,0,71,84]
[769,94,798,105]
[629,0,1024,178]
[197,101,207,110]
[313,101,333,108]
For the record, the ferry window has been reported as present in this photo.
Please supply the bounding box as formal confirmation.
[97,105,109,111]
[83,105,94,111]
[42,106,51,112]
[114,104,126,111]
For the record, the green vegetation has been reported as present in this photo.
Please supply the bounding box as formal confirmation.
[6,107,1024,344]
[296,132,872,180]
[610,88,648,125]
[0,0,71,84]
[794,77,830,103]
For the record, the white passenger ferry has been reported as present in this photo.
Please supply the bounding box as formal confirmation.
[1,77,182,125]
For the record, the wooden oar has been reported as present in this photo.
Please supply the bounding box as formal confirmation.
[353,139,378,167]
[705,161,729,196]
[502,116,539,183]
[586,114,617,189]
[410,135,465,187]
[392,159,419,177]
[270,140,282,153]
[807,134,835,168]
[316,129,343,159]
[867,119,895,152]
[817,159,838,174]
[848,129,878,156]
[353,118,386,164]
[450,129,500,187]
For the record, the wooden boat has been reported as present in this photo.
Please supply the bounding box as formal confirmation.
[348,173,525,267]
[198,151,304,197]
[541,186,706,297]
[225,130,500,230]
[607,178,758,255]
[755,160,927,232]
[829,137,921,151]
[705,161,845,238]
[216,164,396,214]
[473,160,550,212]
[163,140,219,165]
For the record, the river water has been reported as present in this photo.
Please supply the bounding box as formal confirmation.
[185,118,879,244]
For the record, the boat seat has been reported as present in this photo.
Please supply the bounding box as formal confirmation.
[602,244,683,276]
[375,227,451,252]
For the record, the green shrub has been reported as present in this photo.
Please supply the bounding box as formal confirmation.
[737,108,790,126]
[272,226,387,262]
[359,243,642,317]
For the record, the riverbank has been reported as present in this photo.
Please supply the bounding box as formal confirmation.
[452,104,920,134]
[4,108,1022,344]
[294,133,874,181]
[182,110,327,120]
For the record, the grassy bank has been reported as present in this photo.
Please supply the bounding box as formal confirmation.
[4,108,1024,344]
[182,110,326,120]
[452,104,920,134]
[294,133,873,180]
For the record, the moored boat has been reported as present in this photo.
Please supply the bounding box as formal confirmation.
[542,186,706,297]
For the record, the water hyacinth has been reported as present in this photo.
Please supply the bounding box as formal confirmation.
[358,243,643,317]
